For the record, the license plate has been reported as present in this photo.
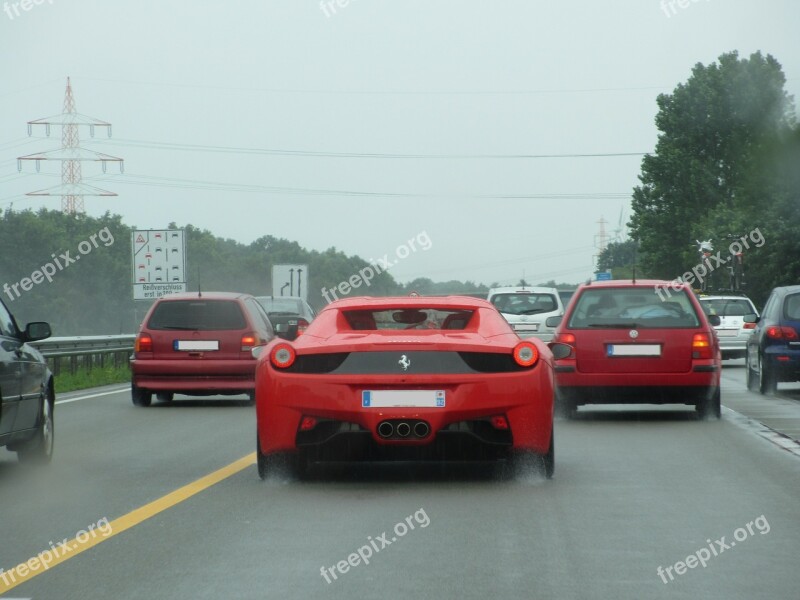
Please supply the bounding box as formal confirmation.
[362,390,445,408]
[174,340,219,351]
[607,344,661,357]
[716,329,738,337]
[514,324,539,332]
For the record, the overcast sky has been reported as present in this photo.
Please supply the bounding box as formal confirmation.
[1,0,798,288]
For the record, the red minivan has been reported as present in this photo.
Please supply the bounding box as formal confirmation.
[130,292,275,407]
[547,280,722,418]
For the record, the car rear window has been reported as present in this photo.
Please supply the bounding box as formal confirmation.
[147,300,248,331]
[257,298,302,314]
[784,294,800,321]
[568,288,701,329]
[342,308,474,330]
[490,293,557,315]
[699,298,755,317]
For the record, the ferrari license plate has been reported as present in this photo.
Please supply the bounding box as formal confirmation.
[362,390,446,408]
[607,344,661,357]
[174,340,219,351]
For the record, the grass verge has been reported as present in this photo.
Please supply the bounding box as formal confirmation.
[55,364,130,394]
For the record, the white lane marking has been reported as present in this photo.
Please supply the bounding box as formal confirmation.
[55,386,128,405]
[723,406,800,458]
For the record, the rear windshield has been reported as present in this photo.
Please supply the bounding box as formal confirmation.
[147,300,247,331]
[342,308,474,331]
[699,298,755,317]
[784,294,800,321]
[257,298,301,314]
[490,293,557,316]
[568,288,700,329]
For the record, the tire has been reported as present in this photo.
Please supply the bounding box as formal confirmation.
[17,388,55,464]
[132,383,152,407]
[696,387,721,419]
[506,438,554,480]
[257,434,306,480]
[746,353,759,392]
[156,392,174,402]
[758,354,777,395]
[554,390,577,420]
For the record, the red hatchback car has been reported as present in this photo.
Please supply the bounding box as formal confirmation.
[255,296,561,478]
[131,292,275,407]
[548,280,722,418]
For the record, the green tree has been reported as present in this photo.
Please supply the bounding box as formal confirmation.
[629,51,796,296]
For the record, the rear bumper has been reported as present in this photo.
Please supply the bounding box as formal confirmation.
[256,365,554,457]
[131,358,256,393]
[765,346,800,381]
[559,385,716,405]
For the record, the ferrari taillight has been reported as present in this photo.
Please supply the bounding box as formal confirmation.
[513,341,539,368]
[692,333,713,359]
[270,343,296,369]
[135,333,153,353]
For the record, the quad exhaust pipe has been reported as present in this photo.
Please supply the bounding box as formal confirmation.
[377,419,430,439]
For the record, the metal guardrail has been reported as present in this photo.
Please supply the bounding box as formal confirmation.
[31,335,136,376]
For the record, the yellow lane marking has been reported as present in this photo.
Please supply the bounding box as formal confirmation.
[0,452,256,594]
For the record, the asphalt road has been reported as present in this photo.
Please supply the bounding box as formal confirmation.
[2,367,799,600]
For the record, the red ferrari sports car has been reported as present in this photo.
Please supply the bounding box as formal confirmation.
[254,296,563,479]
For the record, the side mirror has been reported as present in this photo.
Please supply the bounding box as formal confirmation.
[742,313,759,324]
[708,315,721,327]
[545,316,562,328]
[24,322,51,342]
[548,342,573,360]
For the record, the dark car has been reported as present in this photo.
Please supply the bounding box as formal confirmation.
[548,280,722,418]
[745,285,800,394]
[254,296,316,341]
[0,298,54,463]
[130,292,275,407]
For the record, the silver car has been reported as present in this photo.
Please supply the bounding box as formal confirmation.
[486,286,565,342]
[698,294,759,360]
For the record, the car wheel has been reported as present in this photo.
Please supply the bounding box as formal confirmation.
[554,390,577,420]
[758,355,777,395]
[132,383,152,407]
[156,392,174,402]
[506,442,553,480]
[696,387,721,419]
[257,434,306,480]
[17,389,54,464]
[746,353,759,392]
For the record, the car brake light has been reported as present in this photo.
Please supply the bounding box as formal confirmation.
[776,355,791,362]
[557,332,576,345]
[692,333,713,359]
[241,333,258,351]
[767,326,799,340]
[270,343,296,368]
[296,318,309,336]
[299,416,317,431]
[135,333,153,353]
[743,322,756,330]
[490,415,509,430]
[513,341,539,368]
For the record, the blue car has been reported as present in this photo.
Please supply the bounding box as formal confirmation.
[745,285,800,394]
